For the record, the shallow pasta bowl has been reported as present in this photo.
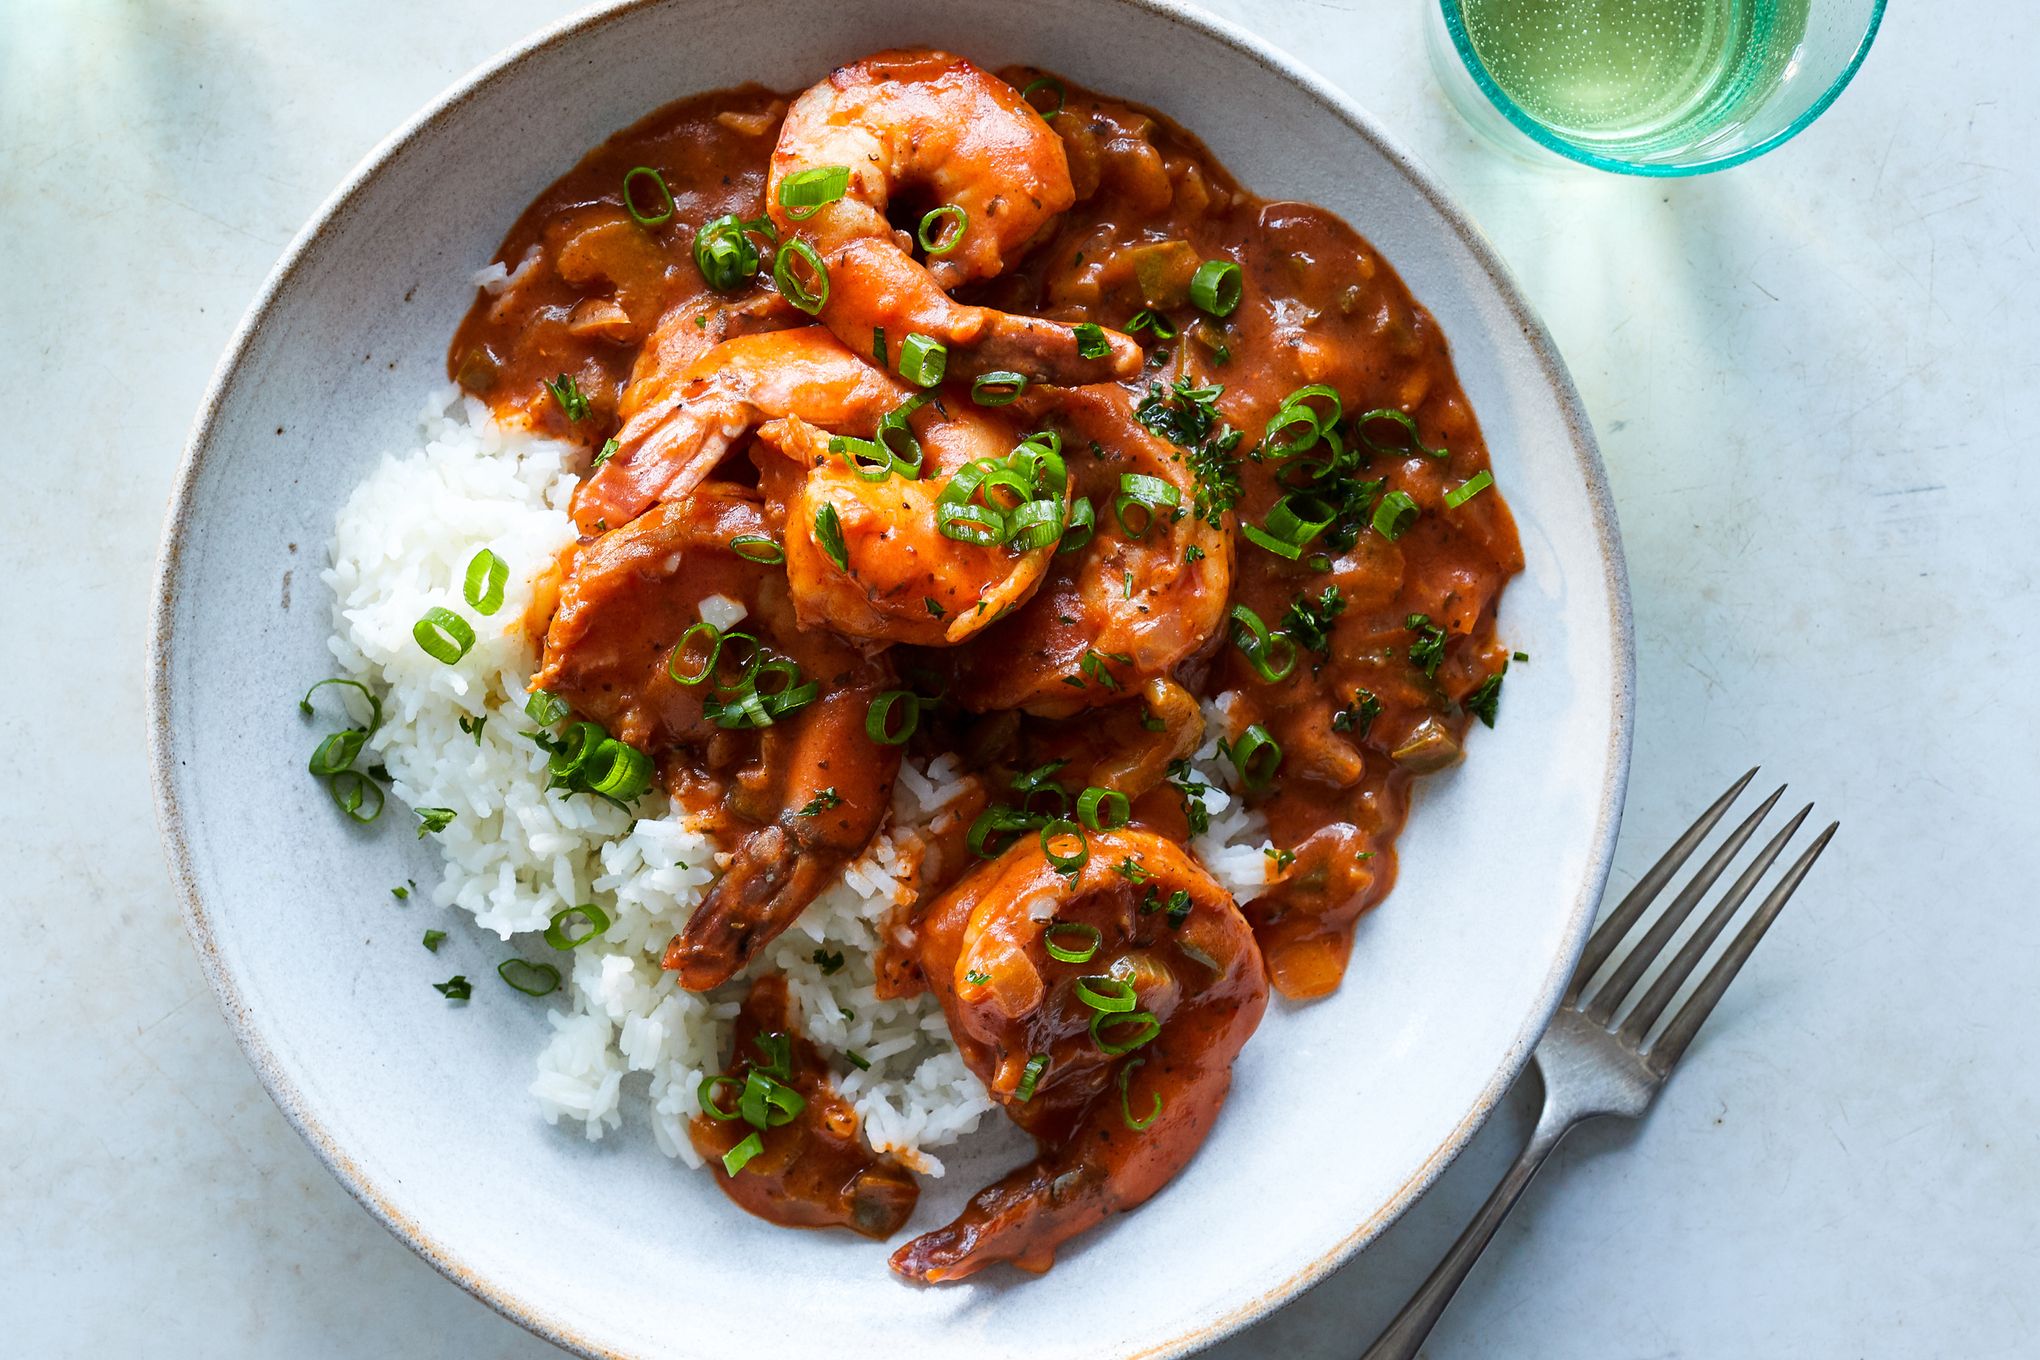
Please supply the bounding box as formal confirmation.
[148,0,1632,1356]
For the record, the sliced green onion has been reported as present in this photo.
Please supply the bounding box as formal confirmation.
[897,332,947,388]
[1019,75,1065,119]
[692,213,763,291]
[1113,472,1181,539]
[422,929,445,951]
[308,728,366,777]
[1044,922,1103,964]
[777,164,850,220]
[583,738,652,801]
[413,607,475,665]
[722,1131,765,1176]
[1355,408,1447,459]
[730,533,784,564]
[699,1074,744,1121]
[773,239,829,314]
[413,807,455,837]
[971,371,1029,406]
[327,769,384,823]
[1075,975,1136,1013]
[917,204,968,257]
[1372,489,1420,541]
[739,1069,807,1128]
[300,677,382,734]
[865,691,920,745]
[874,392,929,477]
[1229,723,1283,789]
[1444,469,1494,508]
[621,166,674,226]
[432,974,471,1000]
[668,622,722,685]
[1006,499,1064,552]
[545,903,611,950]
[1190,259,1242,317]
[1125,309,1177,340]
[1073,322,1110,360]
[968,805,1039,860]
[1241,491,1337,560]
[1090,1009,1160,1055]
[1058,497,1095,554]
[463,548,508,615]
[1040,818,1089,875]
[525,688,569,726]
[497,958,561,996]
[845,1051,871,1071]
[1076,786,1130,831]
[814,503,849,570]
[1119,1057,1161,1131]
[1015,1053,1049,1102]
[1229,603,1297,683]
[548,720,606,782]
[938,502,1006,547]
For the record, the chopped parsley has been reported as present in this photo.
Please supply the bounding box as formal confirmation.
[1079,649,1128,691]
[1332,688,1384,736]
[1141,887,1193,927]
[1112,855,1152,884]
[924,597,946,618]
[965,969,991,985]
[812,948,846,975]
[1466,670,1505,728]
[1406,613,1447,679]
[1164,758,1211,837]
[422,929,447,952]
[590,438,619,472]
[1281,585,1346,661]
[542,373,589,421]
[1266,847,1297,872]
[414,806,457,837]
[797,787,843,817]
[1134,377,1242,527]
[433,974,472,1000]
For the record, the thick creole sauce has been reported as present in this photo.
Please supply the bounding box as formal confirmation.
[453,61,1521,1259]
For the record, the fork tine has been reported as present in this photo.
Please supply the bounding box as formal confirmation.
[1565,768,1758,1003]
[1616,804,1812,1045]
[1645,820,1838,1075]
[1582,785,1786,1025]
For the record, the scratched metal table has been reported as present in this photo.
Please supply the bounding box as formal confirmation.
[5,1,2034,1354]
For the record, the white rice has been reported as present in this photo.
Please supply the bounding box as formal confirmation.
[322,387,1273,1177]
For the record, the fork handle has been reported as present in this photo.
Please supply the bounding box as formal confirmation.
[1357,1104,1578,1360]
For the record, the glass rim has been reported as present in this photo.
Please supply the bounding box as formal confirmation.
[1437,0,1887,177]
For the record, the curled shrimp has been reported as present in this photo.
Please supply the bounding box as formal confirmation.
[769,50,1142,388]
[926,383,1234,716]
[531,483,901,990]
[890,827,1267,1281]
[756,403,1067,647]
[573,326,911,533]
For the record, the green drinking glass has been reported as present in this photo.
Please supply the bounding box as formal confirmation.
[1426,0,1884,175]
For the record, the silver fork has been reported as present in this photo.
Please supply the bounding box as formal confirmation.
[1359,770,1838,1360]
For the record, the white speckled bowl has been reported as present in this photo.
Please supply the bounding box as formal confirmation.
[148,1,1631,1356]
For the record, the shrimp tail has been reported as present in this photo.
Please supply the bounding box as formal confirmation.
[663,823,835,990]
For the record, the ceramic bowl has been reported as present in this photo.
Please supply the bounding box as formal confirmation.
[149,1,1632,1356]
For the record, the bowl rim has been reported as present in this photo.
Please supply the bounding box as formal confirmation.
[1435,0,1888,178]
[145,1,1634,1354]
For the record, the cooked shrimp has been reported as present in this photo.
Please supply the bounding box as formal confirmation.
[768,50,1143,388]
[531,483,900,990]
[572,326,911,533]
[926,383,1234,715]
[757,405,1066,646]
[891,827,1267,1281]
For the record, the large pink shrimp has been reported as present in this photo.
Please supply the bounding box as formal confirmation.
[767,50,1143,389]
